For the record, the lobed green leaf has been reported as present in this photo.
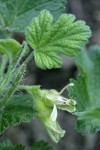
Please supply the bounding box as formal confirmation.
[0,0,65,32]
[26,10,91,69]
[0,95,36,134]
[68,46,100,134]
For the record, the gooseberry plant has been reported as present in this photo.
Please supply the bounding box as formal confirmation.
[0,0,100,149]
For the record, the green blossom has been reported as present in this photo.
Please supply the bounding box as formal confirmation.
[22,84,76,143]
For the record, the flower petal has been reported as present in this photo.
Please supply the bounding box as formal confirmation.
[50,104,57,121]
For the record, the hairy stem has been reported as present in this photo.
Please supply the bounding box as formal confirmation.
[0,65,26,107]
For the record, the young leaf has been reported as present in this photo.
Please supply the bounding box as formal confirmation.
[0,0,65,32]
[0,39,22,58]
[68,46,100,134]
[26,10,91,69]
[0,95,36,134]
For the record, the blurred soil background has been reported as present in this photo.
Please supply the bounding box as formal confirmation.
[0,0,100,150]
